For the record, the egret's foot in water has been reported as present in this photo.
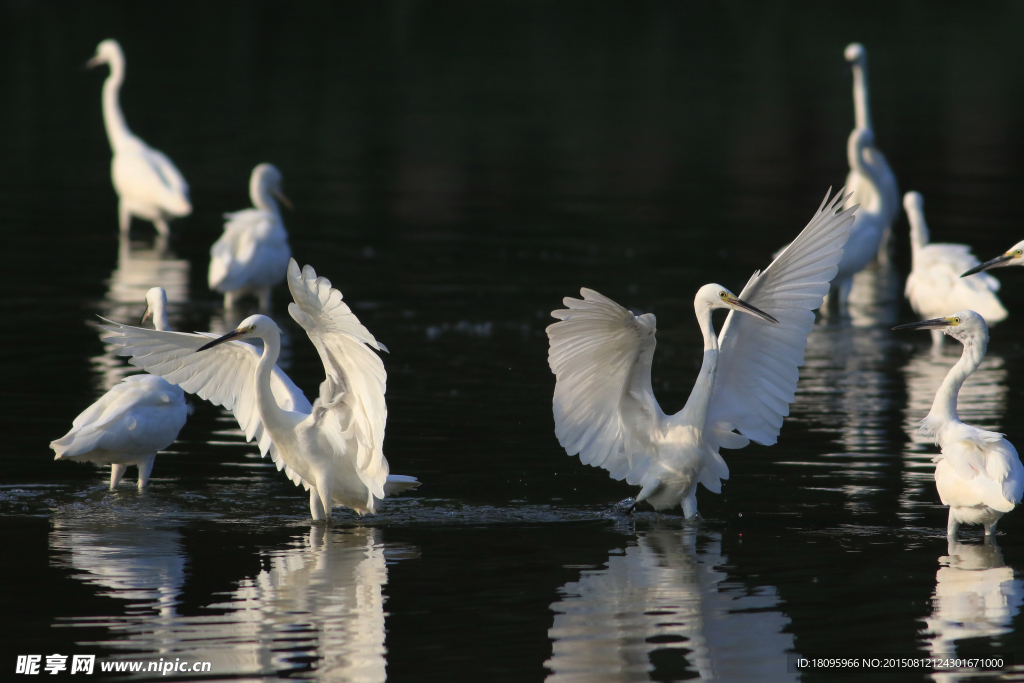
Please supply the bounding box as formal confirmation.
[615,497,637,514]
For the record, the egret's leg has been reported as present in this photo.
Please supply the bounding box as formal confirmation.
[257,287,272,312]
[118,203,131,233]
[153,217,170,237]
[946,509,960,539]
[309,488,326,521]
[110,464,128,489]
[682,493,699,520]
[985,517,1000,537]
[930,329,944,349]
[876,227,892,265]
[224,291,236,311]
[317,486,333,524]
[837,278,854,312]
[137,455,156,490]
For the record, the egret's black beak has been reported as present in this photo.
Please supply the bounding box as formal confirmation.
[140,307,152,326]
[892,317,949,331]
[274,190,294,211]
[961,254,1014,278]
[732,297,780,325]
[198,329,246,352]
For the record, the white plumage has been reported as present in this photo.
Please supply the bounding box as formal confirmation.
[87,40,192,236]
[903,191,1006,347]
[209,164,292,310]
[547,189,855,516]
[102,259,418,519]
[51,288,188,490]
[893,311,1024,537]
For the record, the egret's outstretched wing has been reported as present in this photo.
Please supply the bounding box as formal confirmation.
[546,289,661,483]
[708,189,856,446]
[100,321,312,485]
[286,259,390,501]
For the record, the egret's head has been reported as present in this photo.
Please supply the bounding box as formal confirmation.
[695,283,779,324]
[844,42,866,64]
[902,191,923,215]
[197,314,275,352]
[86,39,123,69]
[961,240,1024,277]
[892,310,988,345]
[253,163,292,210]
[141,287,167,325]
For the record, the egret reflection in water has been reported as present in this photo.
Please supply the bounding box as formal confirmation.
[545,527,795,682]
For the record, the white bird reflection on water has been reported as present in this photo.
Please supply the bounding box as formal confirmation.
[545,528,796,682]
[921,540,1022,683]
[51,510,411,681]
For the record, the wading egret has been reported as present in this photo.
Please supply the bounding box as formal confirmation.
[903,192,1006,347]
[87,39,191,235]
[893,311,1023,537]
[831,127,889,309]
[961,241,1024,278]
[547,189,855,516]
[51,288,188,490]
[102,259,419,520]
[843,43,899,263]
[209,164,293,311]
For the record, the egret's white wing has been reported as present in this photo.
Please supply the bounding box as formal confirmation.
[286,260,391,501]
[906,244,1007,323]
[100,321,312,486]
[209,209,290,292]
[546,289,661,483]
[707,189,856,446]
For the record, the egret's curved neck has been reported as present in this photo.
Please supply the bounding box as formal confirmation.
[101,55,132,152]
[251,175,280,214]
[852,59,873,131]
[927,336,986,427]
[680,305,719,427]
[848,133,882,199]
[906,203,930,259]
[254,326,291,433]
[152,300,170,332]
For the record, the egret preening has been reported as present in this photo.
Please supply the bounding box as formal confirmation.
[87,39,191,236]
[209,164,293,311]
[962,241,1024,278]
[903,191,1006,347]
[51,288,188,490]
[893,312,1023,538]
[102,259,419,520]
[843,42,899,263]
[547,189,855,517]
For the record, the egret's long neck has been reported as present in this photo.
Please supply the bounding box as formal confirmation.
[852,59,872,131]
[153,301,170,332]
[101,55,132,152]
[907,204,930,261]
[251,175,280,214]
[254,327,290,433]
[848,133,881,206]
[680,306,719,427]
[927,336,986,426]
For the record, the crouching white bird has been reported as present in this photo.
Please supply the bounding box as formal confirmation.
[51,288,188,490]
[547,189,856,516]
[904,191,1007,347]
[893,311,1023,538]
[87,39,192,236]
[209,164,293,310]
[102,259,419,519]
[962,241,1024,279]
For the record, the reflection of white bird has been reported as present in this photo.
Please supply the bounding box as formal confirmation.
[893,312,1023,537]
[209,164,293,311]
[903,192,1006,347]
[547,190,854,516]
[961,240,1024,278]
[103,260,419,519]
[842,43,899,263]
[52,288,188,490]
[87,39,191,235]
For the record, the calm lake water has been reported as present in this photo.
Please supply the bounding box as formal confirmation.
[4,3,1024,681]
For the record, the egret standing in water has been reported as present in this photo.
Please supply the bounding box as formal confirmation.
[547,189,855,516]
[102,260,418,520]
[209,164,293,311]
[962,241,1024,279]
[51,288,188,490]
[87,39,191,236]
[843,42,899,263]
[903,191,1006,347]
[893,311,1023,538]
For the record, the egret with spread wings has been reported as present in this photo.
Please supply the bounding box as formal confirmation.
[547,189,855,516]
[102,259,419,519]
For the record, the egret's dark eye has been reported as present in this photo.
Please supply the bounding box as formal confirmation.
[953,317,961,325]
[719,291,727,297]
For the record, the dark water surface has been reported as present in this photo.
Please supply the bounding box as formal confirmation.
[5,3,1024,681]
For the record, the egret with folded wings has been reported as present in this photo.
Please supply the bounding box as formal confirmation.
[102,259,419,520]
[547,189,856,516]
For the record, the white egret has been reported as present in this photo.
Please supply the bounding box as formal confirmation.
[893,311,1024,537]
[903,191,1006,347]
[547,189,855,516]
[102,259,419,520]
[51,288,188,490]
[87,39,192,236]
[830,127,889,309]
[961,240,1024,278]
[209,164,293,311]
[843,42,899,263]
